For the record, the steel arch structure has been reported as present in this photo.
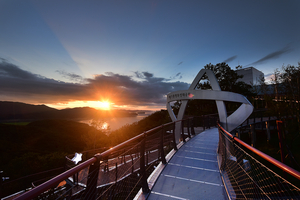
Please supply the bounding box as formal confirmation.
[166,69,253,142]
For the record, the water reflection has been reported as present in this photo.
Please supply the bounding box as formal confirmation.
[101,122,109,130]
[80,113,150,131]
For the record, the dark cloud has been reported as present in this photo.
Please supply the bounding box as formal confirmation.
[0,60,189,107]
[0,61,86,103]
[170,72,182,80]
[0,61,40,80]
[246,46,292,67]
[142,72,153,78]
[56,70,85,83]
[134,71,154,79]
[134,71,143,79]
[223,55,237,63]
[134,71,167,83]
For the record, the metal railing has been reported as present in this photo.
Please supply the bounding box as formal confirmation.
[14,117,196,200]
[11,112,300,200]
[218,123,300,199]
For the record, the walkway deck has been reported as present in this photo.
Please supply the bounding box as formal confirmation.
[147,128,228,200]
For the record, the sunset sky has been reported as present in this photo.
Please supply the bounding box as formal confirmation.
[1,0,300,110]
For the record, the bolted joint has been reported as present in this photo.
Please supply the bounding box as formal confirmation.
[231,135,236,141]
[94,153,103,162]
[93,153,103,163]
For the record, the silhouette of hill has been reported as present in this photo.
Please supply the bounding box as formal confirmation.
[0,119,108,196]
[0,110,166,197]
[0,101,56,118]
[0,101,137,122]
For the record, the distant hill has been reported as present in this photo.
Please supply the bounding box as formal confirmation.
[0,101,137,122]
[0,101,56,115]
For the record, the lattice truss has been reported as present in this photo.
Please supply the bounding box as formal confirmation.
[218,129,300,200]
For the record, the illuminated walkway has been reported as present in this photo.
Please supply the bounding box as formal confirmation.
[147,128,228,200]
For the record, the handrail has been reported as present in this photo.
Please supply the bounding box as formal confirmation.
[15,158,97,200]
[15,118,192,200]
[93,118,193,160]
[217,123,300,180]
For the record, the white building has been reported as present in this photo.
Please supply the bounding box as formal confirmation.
[236,67,264,86]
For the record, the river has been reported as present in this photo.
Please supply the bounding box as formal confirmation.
[79,113,151,131]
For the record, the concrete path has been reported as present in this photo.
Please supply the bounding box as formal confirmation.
[147,128,228,200]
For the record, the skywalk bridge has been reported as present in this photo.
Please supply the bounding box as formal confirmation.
[9,68,300,199]
[12,115,300,200]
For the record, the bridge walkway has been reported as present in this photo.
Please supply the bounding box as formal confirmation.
[147,128,228,200]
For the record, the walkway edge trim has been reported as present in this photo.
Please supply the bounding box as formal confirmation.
[134,139,187,200]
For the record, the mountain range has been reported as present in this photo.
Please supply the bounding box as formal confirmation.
[0,101,137,122]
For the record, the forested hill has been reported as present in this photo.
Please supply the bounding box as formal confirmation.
[0,101,56,116]
[0,101,137,121]
[0,110,169,197]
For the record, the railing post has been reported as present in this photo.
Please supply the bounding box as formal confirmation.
[131,155,134,174]
[233,136,243,190]
[172,122,178,150]
[250,124,256,147]
[208,115,210,129]
[202,116,205,131]
[146,150,149,166]
[104,159,109,172]
[181,120,186,142]
[261,110,263,130]
[266,121,270,142]
[0,171,3,199]
[140,134,149,193]
[191,117,195,135]
[160,126,167,164]
[187,119,191,138]
[236,128,240,139]
[218,127,226,171]
[276,120,285,164]
[115,163,118,182]
[85,158,100,200]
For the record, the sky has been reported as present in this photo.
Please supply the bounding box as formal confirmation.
[0,0,300,110]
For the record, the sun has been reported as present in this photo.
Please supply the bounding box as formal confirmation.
[98,101,111,110]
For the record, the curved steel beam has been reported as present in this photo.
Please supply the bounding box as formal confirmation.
[166,69,253,142]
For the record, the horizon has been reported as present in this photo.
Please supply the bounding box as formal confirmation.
[1,1,299,110]
[0,100,158,112]
[45,100,164,111]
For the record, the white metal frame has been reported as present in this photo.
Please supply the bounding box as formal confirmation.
[166,69,253,143]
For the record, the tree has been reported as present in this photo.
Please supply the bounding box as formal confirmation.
[279,63,300,131]
[108,110,170,145]
[198,62,256,97]
[280,64,300,102]
[175,63,256,116]
[256,73,272,109]
[83,119,109,150]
